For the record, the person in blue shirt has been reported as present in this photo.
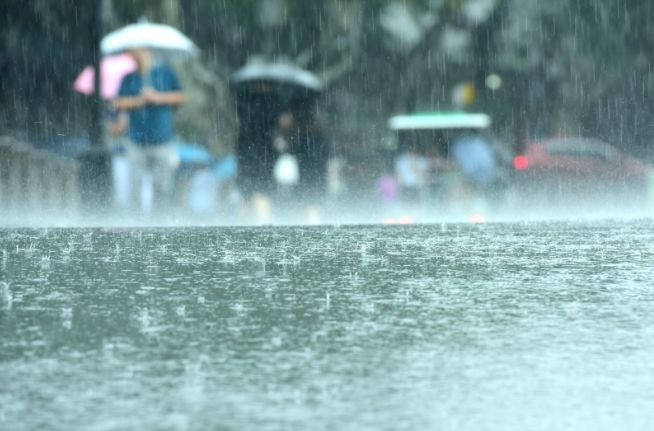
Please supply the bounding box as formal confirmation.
[451,132,497,189]
[113,47,184,217]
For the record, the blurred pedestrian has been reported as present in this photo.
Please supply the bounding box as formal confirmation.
[451,132,497,189]
[272,112,295,154]
[113,47,184,216]
[395,148,429,204]
[106,109,133,211]
[272,112,300,191]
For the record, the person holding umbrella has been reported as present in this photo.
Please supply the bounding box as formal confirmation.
[112,46,183,216]
[104,20,198,217]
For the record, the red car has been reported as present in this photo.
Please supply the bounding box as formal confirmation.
[509,137,653,215]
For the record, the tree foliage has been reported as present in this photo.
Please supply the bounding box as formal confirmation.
[1,0,654,156]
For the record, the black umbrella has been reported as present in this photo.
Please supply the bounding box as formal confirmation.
[230,62,325,198]
[230,62,323,95]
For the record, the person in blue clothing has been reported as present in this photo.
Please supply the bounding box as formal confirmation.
[113,47,184,216]
[451,131,497,189]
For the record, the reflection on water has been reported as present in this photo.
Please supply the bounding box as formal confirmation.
[1,221,654,430]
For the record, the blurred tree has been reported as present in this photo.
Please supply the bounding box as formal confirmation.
[173,0,493,154]
[0,0,96,143]
[2,0,654,158]
[484,0,654,153]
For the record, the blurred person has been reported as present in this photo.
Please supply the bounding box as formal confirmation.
[378,174,399,204]
[272,112,295,154]
[377,173,401,222]
[395,148,429,204]
[326,156,347,198]
[270,110,328,223]
[187,165,219,216]
[450,131,498,214]
[451,131,498,190]
[269,111,300,221]
[106,109,133,211]
[113,47,184,216]
[272,112,300,194]
[424,144,456,206]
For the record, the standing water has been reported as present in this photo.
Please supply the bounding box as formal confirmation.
[1,221,654,430]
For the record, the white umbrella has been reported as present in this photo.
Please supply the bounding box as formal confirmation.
[101,22,199,58]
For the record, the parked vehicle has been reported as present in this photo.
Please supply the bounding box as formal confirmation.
[509,137,654,216]
[385,111,512,222]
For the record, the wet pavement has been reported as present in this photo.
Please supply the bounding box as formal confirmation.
[1,220,654,430]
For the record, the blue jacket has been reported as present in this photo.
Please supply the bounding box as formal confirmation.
[118,64,181,144]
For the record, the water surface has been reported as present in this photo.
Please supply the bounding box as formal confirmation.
[1,221,653,430]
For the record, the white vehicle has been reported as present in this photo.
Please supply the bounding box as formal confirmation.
[386,111,510,222]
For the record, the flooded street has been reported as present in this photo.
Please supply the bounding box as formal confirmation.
[1,220,654,430]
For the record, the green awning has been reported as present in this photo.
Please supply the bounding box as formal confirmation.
[388,111,491,130]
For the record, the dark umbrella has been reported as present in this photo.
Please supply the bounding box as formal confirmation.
[230,62,324,198]
[230,62,323,93]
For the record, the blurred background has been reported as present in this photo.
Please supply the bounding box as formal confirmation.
[1,0,653,224]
